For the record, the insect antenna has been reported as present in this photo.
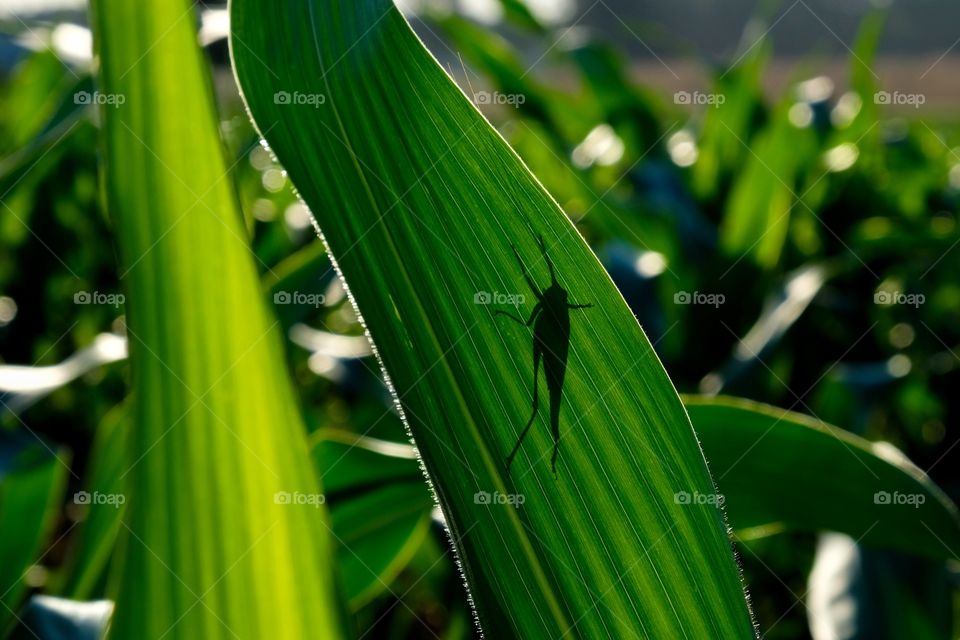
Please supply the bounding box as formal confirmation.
[537,235,557,285]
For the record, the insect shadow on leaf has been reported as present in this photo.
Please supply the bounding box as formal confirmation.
[495,236,592,475]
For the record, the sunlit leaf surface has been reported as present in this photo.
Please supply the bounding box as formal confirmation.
[91,0,344,637]
[231,1,757,637]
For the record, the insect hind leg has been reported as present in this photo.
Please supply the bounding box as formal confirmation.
[548,383,562,474]
[506,348,542,473]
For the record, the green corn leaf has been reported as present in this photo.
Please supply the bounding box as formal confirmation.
[51,419,434,616]
[90,0,345,637]
[231,1,757,637]
[719,98,818,268]
[687,396,960,560]
[299,430,434,610]
[330,483,432,611]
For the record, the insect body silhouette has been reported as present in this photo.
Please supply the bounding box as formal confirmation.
[496,236,591,475]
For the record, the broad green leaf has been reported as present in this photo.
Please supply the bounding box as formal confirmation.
[231,2,756,638]
[90,1,344,637]
[331,484,432,611]
[52,418,431,614]
[686,396,960,560]
[314,430,432,610]
[0,433,69,635]
[312,429,424,496]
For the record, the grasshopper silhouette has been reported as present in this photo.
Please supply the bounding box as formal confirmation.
[496,236,591,474]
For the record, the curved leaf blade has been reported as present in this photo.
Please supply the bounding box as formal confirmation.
[231,2,757,637]
[687,396,960,560]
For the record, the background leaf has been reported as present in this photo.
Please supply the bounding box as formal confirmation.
[687,396,960,560]
[313,430,432,610]
[0,433,69,636]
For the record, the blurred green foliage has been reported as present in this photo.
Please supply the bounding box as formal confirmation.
[1,4,959,639]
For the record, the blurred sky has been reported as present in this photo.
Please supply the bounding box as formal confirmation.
[411,0,960,58]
